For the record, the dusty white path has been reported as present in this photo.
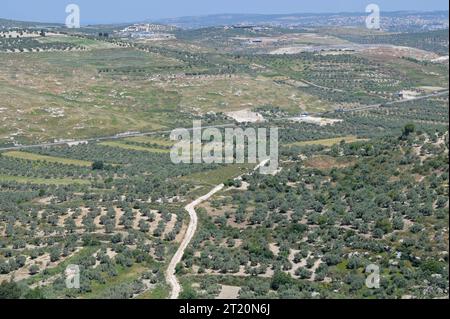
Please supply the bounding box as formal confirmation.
[166,160,270,299]
[166,184,225,299]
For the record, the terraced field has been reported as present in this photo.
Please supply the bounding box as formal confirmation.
[2,151,93,167]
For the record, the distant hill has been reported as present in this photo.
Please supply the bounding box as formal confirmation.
[0,18,63,29]
[153,11,449,31]
[0,18,131,35]
[2,10,448,32]
[336,28,449,55]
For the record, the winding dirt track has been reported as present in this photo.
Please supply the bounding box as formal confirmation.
[165,160,270,299]
[166,184,225,299]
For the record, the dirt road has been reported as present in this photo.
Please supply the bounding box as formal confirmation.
[165,160,270,299]
[166,184,225,299]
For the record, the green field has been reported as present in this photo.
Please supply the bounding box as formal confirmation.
[136,285,170,299]
[125,136,174,147]
[99,141,170,153]
[0,174,90,185]
[182,163,254,186]
[81,264,148,299]
[3,151,93,167]
[285,136,368,147]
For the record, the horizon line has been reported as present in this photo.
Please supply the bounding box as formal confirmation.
[0,9,448,26]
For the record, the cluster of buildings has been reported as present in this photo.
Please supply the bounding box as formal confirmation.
[224,25,272,32]
[116,23,176,40]
[121,23,176,33]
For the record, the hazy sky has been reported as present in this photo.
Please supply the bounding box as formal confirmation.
[1,0,449,24]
